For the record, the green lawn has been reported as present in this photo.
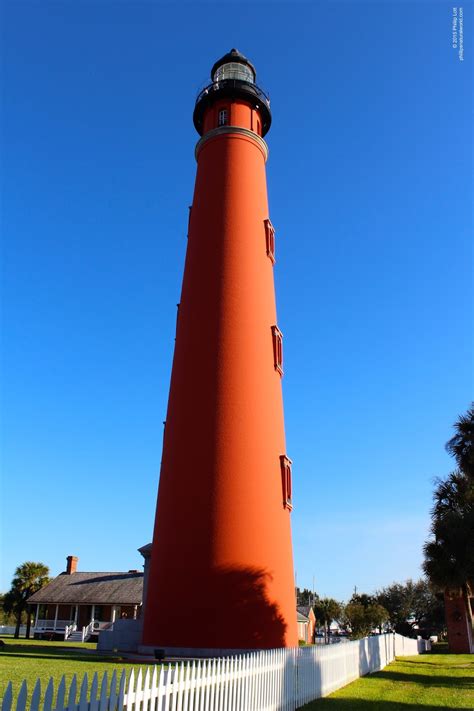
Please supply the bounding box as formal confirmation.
[2,639,473,711]
[302,654,474,710]
[0,637,158,706]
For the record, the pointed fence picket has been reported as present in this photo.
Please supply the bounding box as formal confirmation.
[1,633,424,711]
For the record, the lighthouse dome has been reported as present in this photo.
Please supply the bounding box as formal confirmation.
[211,49,257,83]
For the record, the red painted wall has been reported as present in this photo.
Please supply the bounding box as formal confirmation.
[142,92,297,650]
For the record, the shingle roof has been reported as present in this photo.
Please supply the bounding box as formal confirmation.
[138,543,152,559]
[297,611,309,623]
[27,572,143,605]
[297,605,313,619]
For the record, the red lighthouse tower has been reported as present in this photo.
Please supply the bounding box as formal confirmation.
[142,49,297,653]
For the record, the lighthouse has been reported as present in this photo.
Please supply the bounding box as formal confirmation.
[142,49,297,653]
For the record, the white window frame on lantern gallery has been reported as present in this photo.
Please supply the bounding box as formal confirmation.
[218,108,229,126]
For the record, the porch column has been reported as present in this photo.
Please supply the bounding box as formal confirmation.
[54,604,59,631]
[133,605,138,620]
[34,604,40,629]
[111,606,116,623]
[74,605,78,625]
[91,605,95,623]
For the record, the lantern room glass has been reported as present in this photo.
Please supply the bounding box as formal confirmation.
[213,62,255,84]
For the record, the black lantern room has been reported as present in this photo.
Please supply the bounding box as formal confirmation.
[193,49,272,137]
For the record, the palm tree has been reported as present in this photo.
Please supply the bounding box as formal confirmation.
[445,404,474,479]
[423,406,474,651]
[313,597,342,643]
[423,471,474,606]
[2,562,50,638]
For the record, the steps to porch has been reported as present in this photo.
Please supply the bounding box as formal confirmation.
[67,630,88,642]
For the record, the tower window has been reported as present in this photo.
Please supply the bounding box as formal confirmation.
[218,109,229,127]
[271,325,283,376]
[280,455,293,511]
[175,303,180,339]
[187,205,192,238]
[264,219,276,264]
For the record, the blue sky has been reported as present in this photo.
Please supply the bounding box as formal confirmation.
[1,1,472,601]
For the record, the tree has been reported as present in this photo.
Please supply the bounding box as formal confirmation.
[343,601,388,639]
[423,405,474,644]
[313,597,342,643]
[423,472,474,621]
[445,405,474,479]
[296,587,318,607]
[376,579,444,636]
[0,594,16,626]
[342,593,389,639]
[2,562,50,638]
[375,583,410,633]
[409,580,445,633]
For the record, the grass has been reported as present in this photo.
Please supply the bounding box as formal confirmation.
[0,637,159,705]
[302,653,474,710]
[2,639,473,710]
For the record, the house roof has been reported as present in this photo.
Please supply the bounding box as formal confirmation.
[28,572,143,605]
[138,543,152,559]
[297,611,309,623]
[297,606,313,619]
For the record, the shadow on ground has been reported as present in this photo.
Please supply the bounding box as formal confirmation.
[0,642,121,664]
[374,668,473,690]
[302,700,464,711]
[0,652,121,664]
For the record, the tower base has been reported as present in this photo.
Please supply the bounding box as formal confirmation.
[444,591,474,654]
[137,645,284,659]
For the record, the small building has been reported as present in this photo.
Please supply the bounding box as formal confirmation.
[28,555,144,641]
[444,590,474,654]
[297,606,316,644]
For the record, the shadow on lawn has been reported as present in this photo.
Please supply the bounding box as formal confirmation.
[0,643,121,664]
[398,658,474,669]
[375,669,474,690]
[1,652,122,664]
[1,643,97,656]
[304,700,463,711]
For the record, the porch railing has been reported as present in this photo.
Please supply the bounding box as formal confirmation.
[81,621,94,642]
[63,624,77,640]
[34,620,74,632]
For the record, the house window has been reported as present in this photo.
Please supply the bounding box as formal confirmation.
[280,455,293,510]
[218,109,229,127]
[264,219,276,264]
[271,325,283,376]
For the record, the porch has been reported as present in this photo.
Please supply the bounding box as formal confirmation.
[32,603,139,641]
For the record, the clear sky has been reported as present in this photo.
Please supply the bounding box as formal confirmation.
[1,1,472,601]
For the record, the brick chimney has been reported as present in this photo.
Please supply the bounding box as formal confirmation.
[66,555,78,574]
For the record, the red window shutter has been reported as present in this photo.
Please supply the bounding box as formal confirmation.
[271,325,284,376]
[280,455,293,510]
[264,219,276,264]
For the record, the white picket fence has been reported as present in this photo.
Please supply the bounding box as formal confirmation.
[1,634,425,711]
